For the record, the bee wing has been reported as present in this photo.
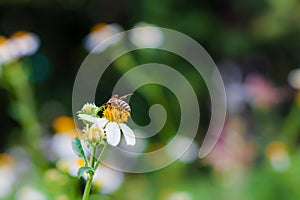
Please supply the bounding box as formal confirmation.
[107,94,119,103]
[120,93,133,100]
[111,94,119,99]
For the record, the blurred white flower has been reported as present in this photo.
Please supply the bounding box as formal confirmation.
[15,186,46,200]
[55,149,123,192]
[165,191,193,200]
[10,31,40,58]
[129,22,164,48]
[93,165,124,194]
[49,116,90,179]
[226,83,247,114]
[84,23,123,53]
[50,133,77,160]
[56,158,87,180]
[244,74,284,109]
[0,36,16,66]
[49,128,90,179]
[8,146,32,175]
[204,117,255,173]
[49,116,83,160]
[266,141,290,172]
[0,31,40,67]
[166,136,199,163]
[288,68,300,89]
[0,154,17,198]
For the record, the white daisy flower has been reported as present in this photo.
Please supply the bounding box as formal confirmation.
[10,31,40,58]
[78,113,135,146]
[288,68,300,89]
[0,154,17,198]
[93,165,124,194]
[0,36,17,66]
[84,23,123,53]
[15,186,46,200]
[129,22,164,48]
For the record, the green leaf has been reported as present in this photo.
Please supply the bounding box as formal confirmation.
[71,137,88,165]
[77,166,94,179]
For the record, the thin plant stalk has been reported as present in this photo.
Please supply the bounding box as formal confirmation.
[2,61,47,169]
[82,142,109,200]
[94,142,109,170]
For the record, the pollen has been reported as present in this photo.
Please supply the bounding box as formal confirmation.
[102,104,130,123]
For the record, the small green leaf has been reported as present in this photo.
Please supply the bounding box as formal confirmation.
[71,137,88,165]
[71,137,85,158]
[77,166,94,179]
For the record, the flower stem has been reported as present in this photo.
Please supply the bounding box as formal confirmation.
[90,145,97,168]
[2,61,47,169]
[94,142,109,170]
[82,145,96,200]
[81,143,109,200]
[82,174,93,200]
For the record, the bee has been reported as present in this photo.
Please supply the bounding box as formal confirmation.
[106,93,133,112]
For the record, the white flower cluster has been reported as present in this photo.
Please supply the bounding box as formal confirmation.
[78,102,136,146]
[49,115,125,194]
[83,22,164,52]
[0,31,40,67]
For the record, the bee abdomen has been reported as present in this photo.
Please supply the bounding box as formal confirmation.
[118,100,131,112]
[107,94,132,113]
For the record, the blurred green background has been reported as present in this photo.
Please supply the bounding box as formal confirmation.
[1,0,300,199]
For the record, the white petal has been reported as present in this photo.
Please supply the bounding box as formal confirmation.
[78,114,98,123]
[96,118,108,127]
[120,123,136,146]
[106,123,121,146]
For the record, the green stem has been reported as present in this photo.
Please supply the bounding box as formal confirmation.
[94,142,109,171]
[82,145,96,200]
[81,143,109,200]
[82,174,93,200]
[90,145,97,168]
[2,61,47,169]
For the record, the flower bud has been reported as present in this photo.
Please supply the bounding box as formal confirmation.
[83,125,104,144]
[78,103,99,116]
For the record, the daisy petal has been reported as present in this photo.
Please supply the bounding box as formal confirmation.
[106,123,121,146]
[78,114,98,123]
[96,118,108,127]
[120,123,136,146]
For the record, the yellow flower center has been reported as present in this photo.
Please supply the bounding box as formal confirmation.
[91,23,107,33]
[266,141,288,161]
[0,36,7,45]
[11,31,28,38]
[0,153,14,167]
[52,116,76,133]
[102,104,130,123]
[76,158,85,167]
